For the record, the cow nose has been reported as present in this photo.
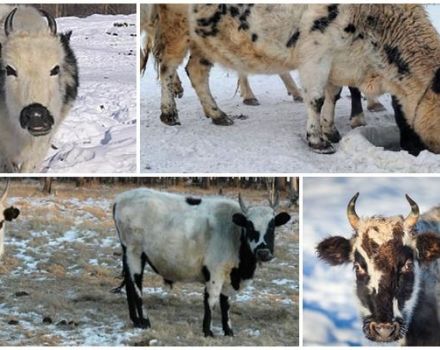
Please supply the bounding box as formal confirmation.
[20,103,54,136]
[370,322,398,340]
[256,249,273,262]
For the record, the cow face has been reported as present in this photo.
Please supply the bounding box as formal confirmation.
[233,194,290,262]
[317,193,440,343]
[2,8,75,137]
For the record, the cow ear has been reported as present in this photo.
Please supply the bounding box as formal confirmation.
[4,206,19,221]
[274,212,290,226]
[416,232,440,262]
[316,236,352,265]
[232,213,247,227]
[61,30,72,43]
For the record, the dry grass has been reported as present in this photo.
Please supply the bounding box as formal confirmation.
[0,180,299,346]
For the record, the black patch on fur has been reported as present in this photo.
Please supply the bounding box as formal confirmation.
[366,15,378,28]
[220,294,233,336]
[311,4,339,33]
[3,206,19,221]
[202,265,211,282]
[186,197,202,205]
[230,230,257,290]
[312,97,325,113]
[286,31,300,48]
[344,24,356,33]
[143,252,159,274]
[384,45,410,75]
[333,88,342,103]
[349,87,363,118]
[163,279,174,288]
[203,288,213,337]
[59,31,79,106]
[229,6,239,17]
[431,68,440,94]
[199,58,212,66]
[392,96,426,156]
[251,33,258,42]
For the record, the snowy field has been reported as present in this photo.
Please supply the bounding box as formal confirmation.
[140,5,440,173]
[42,14,136,173]
[0,181,298,346]
[303,177,440,346]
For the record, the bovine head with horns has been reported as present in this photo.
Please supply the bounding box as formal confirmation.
[317,193,440,343]
[233,193,291,262]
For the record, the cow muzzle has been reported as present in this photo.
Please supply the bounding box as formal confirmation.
[20,103,54,137]
[256,249,273,262]
[364,320,402,342]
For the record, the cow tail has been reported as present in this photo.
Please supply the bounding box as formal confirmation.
[111,201,126,293]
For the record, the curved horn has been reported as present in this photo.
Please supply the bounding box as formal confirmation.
[404,194,419,228]
[238,193,248,214]
[4,8,18,37]
[347,192,360,230]
[39,9,57,35]
[1,180,10,203]
[268,191,280,210]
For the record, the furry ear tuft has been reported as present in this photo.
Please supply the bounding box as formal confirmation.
[416,232,440,262]
[316,236,351,265]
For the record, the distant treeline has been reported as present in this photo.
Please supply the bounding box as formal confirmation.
[15,4,135,17]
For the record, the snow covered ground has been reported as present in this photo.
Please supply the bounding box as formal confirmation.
[140,5,440,173]
[41,14,136,173]
[303,177,440,346]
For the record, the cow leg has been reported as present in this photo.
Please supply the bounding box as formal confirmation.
[238,74,259,106]
[349,87,367,128]
[203,287,214,337]
[367,96,386,112]
[160,64,182,126]
[220,294,233,336]
[299,57,335,153]
[321,84,342,143]
[279,73,303,102]
[123,247,151,328]
[185,48,233,126]
[173,72,184,98]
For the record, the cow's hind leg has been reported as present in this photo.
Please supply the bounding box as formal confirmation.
[160,64,182,126]
[349,87,367,128]
[173,72,184,98]
[220,294,233,336]
[279,73,303,102]
[238,74,259,106]
[321,84,342,143]
[123,246,151,328]
[186,47,233,126]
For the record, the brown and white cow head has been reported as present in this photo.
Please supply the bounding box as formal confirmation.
[317,193,440,343]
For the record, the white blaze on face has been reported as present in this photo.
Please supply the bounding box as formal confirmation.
[245,207,274,251]
[3,32,65,129]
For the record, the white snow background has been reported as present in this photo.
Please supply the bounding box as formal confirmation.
[303,177,440,346]
[42,14,136,173]
[141,5,440,173]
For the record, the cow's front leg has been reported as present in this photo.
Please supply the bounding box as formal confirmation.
[299,57,334,153]
[160,64,181,125]
[321,84,342,143]
[349,87,367,128]
[220,293,233,336]
[186,47,233,126]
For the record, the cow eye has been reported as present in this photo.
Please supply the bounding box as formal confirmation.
[5,65,17,77]
[50,65,60,76]
[401,259,413,273]
[354,262,366,275]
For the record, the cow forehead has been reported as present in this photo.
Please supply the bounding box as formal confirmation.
[246,206,274,231]
[4,35,64,69]
[355,216,407,246]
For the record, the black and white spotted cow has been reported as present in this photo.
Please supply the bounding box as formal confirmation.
[317,193,440,345]
[113,188,290,336]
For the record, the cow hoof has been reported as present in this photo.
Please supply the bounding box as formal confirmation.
[133,318,151,329]
[308,140,335,154]
[324,129,341,143]
[224,329,234,336]
[293,95,303,103]
[174,88,184,99]
[212,115,234,126]
[243,98,260,106]
[204,330,214,337]
[367,102,386,112]
[350,114,367,129]
[160,112,181,126]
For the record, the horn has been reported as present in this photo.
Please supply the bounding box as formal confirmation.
[404,194,419,228]
[39,9,57,35]
[4,8,18,37]
[1,180,10,203]
[238,193,248,214]
[268,191,280,210]
[347,192,360,230]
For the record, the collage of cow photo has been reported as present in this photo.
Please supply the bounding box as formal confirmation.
[1,1,440,349]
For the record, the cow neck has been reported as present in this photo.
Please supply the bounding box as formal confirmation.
[404,277,440,345]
